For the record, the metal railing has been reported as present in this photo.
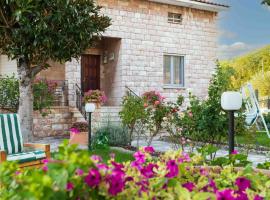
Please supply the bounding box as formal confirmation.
[75,83,87,119]
[125,85,140,98]
[52,80,69,106]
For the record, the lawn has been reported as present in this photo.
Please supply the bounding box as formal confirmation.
[89,148,134,163]
[236,131,270,148]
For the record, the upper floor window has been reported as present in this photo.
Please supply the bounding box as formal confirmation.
[168,12,182,24]
[163,55,184,87]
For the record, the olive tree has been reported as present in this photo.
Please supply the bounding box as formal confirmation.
[0,0,110,141]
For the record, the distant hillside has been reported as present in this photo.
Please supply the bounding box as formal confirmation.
[221,45,270,96]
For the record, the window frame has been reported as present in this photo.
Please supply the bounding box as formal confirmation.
[168,12,183,24]
[163,54,185,88]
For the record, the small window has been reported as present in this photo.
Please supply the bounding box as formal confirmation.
[168,12,182,24]
[163,55,184,87]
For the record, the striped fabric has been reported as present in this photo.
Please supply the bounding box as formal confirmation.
[7,150,46,163]
[0,114,24,154]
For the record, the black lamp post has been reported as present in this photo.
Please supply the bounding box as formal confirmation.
[221,92,242,154]
[85,103,96,150]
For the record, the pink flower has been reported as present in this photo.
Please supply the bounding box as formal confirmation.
[231,150,239,155]
[144,103,148,108]
[107,169,125,196]
[165,160,179,178]
[202,179,217,192]
[199,167,209,176]
[136,180,149,193]
[178,152,191,163]
[84,169,101,188]
[235,177,251,191]
[182,182,195,192]
[216,189,235,200]
[42,165,48,172]
[254,195,264,200]
[131,160,142,170]
[154,100,160,106]
[70,128,80,134]
[15,171,21,175]
[140,163,158,178]
[235,191,248,200]
[42,159,49,164]
[111,161,124,171]
[97,163,109,171]
[110,153,115,159]
[75,168,84,176]
[133,151,146,164]
[91,155,102,163]
[143,146,155,154]
[66,182,74,191]
[188,112,193,117]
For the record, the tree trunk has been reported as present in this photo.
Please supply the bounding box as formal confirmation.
[17,57,33,142]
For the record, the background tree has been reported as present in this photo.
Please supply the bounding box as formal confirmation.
[0,0,110,141]
[262,0,270,6]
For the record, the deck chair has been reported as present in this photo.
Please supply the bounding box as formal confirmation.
[0,114,50,167]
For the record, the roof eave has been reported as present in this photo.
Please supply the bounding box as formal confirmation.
[148,0,229,12]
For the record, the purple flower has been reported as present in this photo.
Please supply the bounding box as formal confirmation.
[66,182,74,191]
[235,191,248,200]
[216,189,235,200]
[182,182,195,192]
[254,195,264,200]
[143,146,155,154]
[131,160,143,170]
[235,177,251,191]
[91,155,102,163]
[133,151,146,164]
[165,160,179,178]
[202,179,217,192]
[199,167,209,176]
[15,171,21,175]
[178,152,191,163]
[84,169,101,188]
[136,180,149,193]
[97,163,109,171]
[140,163,158,178]
[75,168,84,176]
[111,161,124,171]
[107,169,125,196]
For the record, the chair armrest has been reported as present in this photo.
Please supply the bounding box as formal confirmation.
[23,143,51,159]
[0,150,7,163]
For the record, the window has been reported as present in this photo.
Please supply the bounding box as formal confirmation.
[168,12,182,24]
[163,55,184,87]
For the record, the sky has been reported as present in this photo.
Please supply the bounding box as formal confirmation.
[215,0,270,60]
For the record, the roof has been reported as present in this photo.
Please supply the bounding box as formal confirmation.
[191,0,229,8]
[148,0,229,12]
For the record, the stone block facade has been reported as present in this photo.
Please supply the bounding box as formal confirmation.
[66,0,218,106]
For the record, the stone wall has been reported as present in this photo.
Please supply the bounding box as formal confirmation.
[97,0,218,104]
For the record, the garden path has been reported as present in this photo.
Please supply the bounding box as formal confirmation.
[33,137,268,166]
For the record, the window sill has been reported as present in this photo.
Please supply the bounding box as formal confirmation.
[163,85,186,89]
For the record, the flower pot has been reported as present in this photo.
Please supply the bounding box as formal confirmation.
[69,131,88,145]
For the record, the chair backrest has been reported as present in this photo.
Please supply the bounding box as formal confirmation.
[0,114,24,154]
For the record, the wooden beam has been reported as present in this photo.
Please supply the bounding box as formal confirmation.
[0,150,7,163]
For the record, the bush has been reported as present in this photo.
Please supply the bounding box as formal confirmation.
[0,141,268,199]
[70,122,88,132]
[93,123,129,148]
[0,75,58,114]
[0,75,19,112]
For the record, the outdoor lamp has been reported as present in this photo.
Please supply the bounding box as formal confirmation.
[221,91,242,154]
[85,103,96,150]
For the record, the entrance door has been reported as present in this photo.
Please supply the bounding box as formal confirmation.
[81,55,100,92]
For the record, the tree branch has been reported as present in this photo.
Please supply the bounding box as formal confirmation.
[30,64,50,78]
[0,8,10,28]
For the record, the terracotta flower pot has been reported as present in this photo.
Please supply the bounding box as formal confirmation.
[69,131,88,145]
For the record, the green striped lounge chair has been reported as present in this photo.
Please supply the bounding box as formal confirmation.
[0,114,50,167]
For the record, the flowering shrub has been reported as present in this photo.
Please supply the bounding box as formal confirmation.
[84,90,107,104]
[0,141,269,200]
[70,122,89,132]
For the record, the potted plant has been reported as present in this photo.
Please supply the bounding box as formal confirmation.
[84,90,107,108]
[69,122,89,145]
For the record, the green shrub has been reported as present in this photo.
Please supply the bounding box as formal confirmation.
[0,75,19,112]
[93,123,129,148]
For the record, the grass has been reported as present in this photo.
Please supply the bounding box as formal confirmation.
[89,148,134,163]
[236,131,270,148]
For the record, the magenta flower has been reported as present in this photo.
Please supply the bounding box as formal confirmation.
[111,161,124,171]
[15,171,21,175]
[107,169,125,196]
[254,195,264,200]
[202,179,217,192]
[42,165,48,172]
[133,151,146,164]
[216,189,235,200]
[143,146,155,154]
[178,152,191,163]
[42,159,49,164]
[97,163,109,171]
[84,169,101,188]
[131,160,143,170]
[70,128,80,134]
[66,182,74,191]
[136,180,149,193]
[231,150,239,155]
[235,191,248,200]
[165,160,179,178]
[182,182,195,192]
[75,168,84,176]
[199,167,209,176]
[235,177,251,191]
[140,163,158,178]
[91,155,102,163]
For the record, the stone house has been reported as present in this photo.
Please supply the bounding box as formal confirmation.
[0,0,228,137]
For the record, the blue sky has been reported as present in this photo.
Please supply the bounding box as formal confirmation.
[215,0,270,59]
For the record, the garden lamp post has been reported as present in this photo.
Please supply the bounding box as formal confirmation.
[221,92,242,154]
[85,103,96,150]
